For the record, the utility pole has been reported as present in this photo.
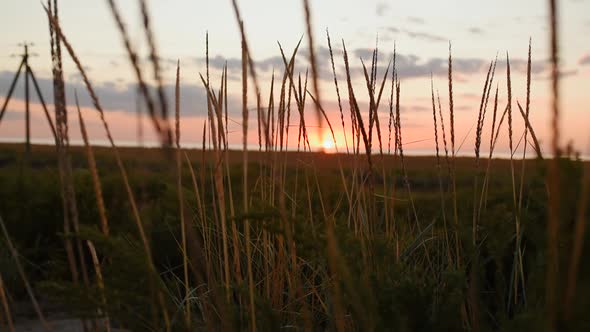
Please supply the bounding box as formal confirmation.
[24,43,30,152]
[136,85,144,147]
[0,42,57,152]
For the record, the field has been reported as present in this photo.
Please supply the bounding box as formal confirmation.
[0,142,589,331]
[1,0,589,331]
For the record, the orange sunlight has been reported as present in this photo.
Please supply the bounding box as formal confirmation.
[322,137,334,151]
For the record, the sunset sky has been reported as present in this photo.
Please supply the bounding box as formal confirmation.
[1,0,589,156]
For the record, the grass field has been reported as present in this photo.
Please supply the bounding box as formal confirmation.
[1,0,589,331]
[0,143,589,331]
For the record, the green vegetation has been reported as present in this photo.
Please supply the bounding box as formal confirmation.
[1,144,589,331]
[1,0,589,331]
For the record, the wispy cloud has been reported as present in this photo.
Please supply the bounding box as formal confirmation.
[403,30,446,42]
[536,69,578,79]
[407,17,425,25]
[401,105,430,112]
[384,26,446,42]
[376,2,390,17]
[468,27,484,35]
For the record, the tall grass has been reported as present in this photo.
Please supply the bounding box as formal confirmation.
[44,6,172,330]
[547,1,561,330]
[0,273,15,332]
[1,0,587,330]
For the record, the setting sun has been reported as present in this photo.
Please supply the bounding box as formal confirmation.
[322,138,334,151]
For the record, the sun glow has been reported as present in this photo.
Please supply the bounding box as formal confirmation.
[322,138,334,151]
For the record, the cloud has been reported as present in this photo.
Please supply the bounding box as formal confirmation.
[579,54,590,66]
[195,55,242,71]
[192,44,553,91]
[495,58,549,75]
[133,55,179,72]
[348,48,550,82]
[258,56,291,71]
[352,48,390,60]
[194,46,337,83]
[536,69,578,80]
[468,27,484,35]
[0,70,237,118]
[376,2,390,17]
[558,69,578,78]
[0,109,32,121]
[403,30,446,42]
[383,26,446,42]
[459,93,480,100]
[401,105,430,113]
[349,49,484,79]
[407,17,425,25]
[455,105,473,112]
[184,46,546,91]
[194,54,297,74]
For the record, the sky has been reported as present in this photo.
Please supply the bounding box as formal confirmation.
[0,0,589,156]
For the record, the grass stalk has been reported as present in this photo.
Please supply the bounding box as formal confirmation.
[105,0,168,146]
[0,214,51,332]
[47,0,80,292]
[326,29,349,154]
[564,147,590,319]
[0,273,15,332]
[547,0,561,328]
[431,75,451,262]
[75,92,109,237]
[86,241,111,332]
[199,74,231,301]
[138,0,172,146]
[448,43,461,267]
[303,0,324,147]
[240,25,257,330]
[174,61,191,329]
